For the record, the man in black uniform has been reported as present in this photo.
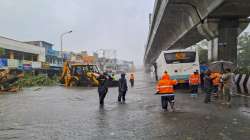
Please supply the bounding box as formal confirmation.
[97,73,109,105]
[118,73,128,103]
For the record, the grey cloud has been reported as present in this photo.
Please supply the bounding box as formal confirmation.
[0,0,154,66]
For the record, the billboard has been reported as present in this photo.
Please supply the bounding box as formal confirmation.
[32,62,42,69]
[0,58,7,69]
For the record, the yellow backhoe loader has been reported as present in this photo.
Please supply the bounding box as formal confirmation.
[60,62,100,87]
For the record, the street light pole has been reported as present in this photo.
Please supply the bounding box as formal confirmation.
[60,30,72,60]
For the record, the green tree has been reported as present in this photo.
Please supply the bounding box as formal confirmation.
[238,32,250,67]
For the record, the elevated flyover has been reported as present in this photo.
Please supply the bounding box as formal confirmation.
[144,0,250,69]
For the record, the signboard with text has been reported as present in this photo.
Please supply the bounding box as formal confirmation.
[23,64,32,71]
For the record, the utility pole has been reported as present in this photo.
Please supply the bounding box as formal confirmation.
[60,30,72,61]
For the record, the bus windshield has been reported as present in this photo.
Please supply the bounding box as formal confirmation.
[164,52,196,64]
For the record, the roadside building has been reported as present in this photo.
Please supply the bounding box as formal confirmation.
[82,56,96,64]
[62,51,72,61]
[80,51,88,57]
[0,36,45,70]
[116,60,135,73]
[25,41,63,70]
[64,51,97,64]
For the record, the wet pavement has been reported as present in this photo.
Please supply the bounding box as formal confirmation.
[1,72,250,140]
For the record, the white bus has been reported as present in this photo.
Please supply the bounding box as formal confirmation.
[153,49,200,85]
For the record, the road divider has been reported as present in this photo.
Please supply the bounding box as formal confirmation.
[235,74,250,96]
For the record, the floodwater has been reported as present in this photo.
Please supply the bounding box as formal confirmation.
[0,72,250,140]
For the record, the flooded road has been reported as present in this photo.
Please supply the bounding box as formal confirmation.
[1,72,250,140]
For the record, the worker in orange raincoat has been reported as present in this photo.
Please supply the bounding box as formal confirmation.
[210,72,222,98]
[156,73,177,111]
[129,73,135,87]
[163,71,170,79]
[189,70,200,97]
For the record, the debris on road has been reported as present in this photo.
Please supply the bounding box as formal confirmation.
[14,75,58,88]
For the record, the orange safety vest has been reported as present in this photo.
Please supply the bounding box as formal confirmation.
[156,76,177,94]
[189,74,200,85]
[210,73,221,86]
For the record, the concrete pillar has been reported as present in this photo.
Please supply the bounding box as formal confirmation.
[144,64,151,73]
[208,38,218,62]
[153,63,158,81]
[9,51,14,59]
[208,41,213,62]
[218,18,239,65]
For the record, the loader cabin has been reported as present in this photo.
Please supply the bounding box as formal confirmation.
[70,64,100,76]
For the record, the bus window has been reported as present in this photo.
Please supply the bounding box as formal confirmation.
[75,67,82,75]
[175,52,186,60]
[164,52,196,64]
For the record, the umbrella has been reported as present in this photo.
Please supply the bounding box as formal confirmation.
[208,61,235,73]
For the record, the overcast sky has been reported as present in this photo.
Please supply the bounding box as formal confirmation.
[0,0,155,65]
